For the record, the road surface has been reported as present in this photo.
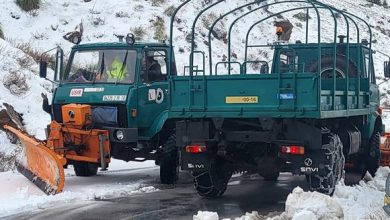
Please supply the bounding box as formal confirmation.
[3,168,309,220]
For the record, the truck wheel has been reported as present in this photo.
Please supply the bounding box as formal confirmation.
[160,134,179,184]
[307,132,345,195]
[263,173,279,181]
[73,161,98,177]
[366,132,381,177]
[257,156,281,181]
[193,159,232,198]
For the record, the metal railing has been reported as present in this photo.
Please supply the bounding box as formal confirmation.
[168,0,373,111]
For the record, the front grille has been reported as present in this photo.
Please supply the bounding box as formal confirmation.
[52,104,128,128]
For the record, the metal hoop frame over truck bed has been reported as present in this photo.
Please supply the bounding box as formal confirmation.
[168,0,377,121]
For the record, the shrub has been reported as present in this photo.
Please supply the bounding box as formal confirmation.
[368,0,382,5]
[152,17,167,41]
[151,0,166,7]
[17,55,34,69]
[14,42,55,67]
[15,42,49,62]
[90,16,105,26]
[15,0,41,12]
[164,5,177,17]
[293,12,311,22]
[134,5,144,11]
[3,71,29,95]
[115,11,130,18]
[0,24,4,39]
[0,152,17,172]
[131,26,146,40]
[201,12,218,29]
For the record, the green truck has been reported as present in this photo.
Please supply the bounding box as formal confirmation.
[39,0,389,197]
[39,38,180,184]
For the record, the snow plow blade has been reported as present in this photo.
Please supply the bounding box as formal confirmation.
[4,125,65,195]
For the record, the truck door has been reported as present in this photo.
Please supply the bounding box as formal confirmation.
[136,49,169,136]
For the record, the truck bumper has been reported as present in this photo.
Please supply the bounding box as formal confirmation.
[103,127,138,143]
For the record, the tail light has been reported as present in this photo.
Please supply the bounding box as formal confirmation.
[281,145,305,155]
[186,144,207,154]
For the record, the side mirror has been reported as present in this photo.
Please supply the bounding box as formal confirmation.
[39,60,47,78]
[385,60,390,78]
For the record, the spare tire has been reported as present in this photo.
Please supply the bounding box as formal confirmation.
[307,54,358,78]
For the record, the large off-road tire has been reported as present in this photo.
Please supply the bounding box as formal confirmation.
[366,132,381,177]
[159,134,179,184]
[344,131,381,185]
[307,131,345,195]
[73,161,98,177]
[258,156,281,181]
[307,54,358,78]
[193,158,233,198]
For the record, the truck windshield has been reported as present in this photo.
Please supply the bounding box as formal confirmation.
[64,49,137,84]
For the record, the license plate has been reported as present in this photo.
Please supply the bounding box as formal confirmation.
[226,96,258,104]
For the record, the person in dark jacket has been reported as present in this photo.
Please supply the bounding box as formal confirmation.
[142,53,162,82]
[146,55,162,80]
[41,93,51,115]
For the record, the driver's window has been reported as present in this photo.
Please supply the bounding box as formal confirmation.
[142,50,167,83]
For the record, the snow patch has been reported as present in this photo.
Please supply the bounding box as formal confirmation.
[195,167,390,220]
[0,160,158,217]
[193,211,219,220]
[285,187,343,220]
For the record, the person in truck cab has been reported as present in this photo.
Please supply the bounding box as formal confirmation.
[106,56,128,82]
[142,52,162,82]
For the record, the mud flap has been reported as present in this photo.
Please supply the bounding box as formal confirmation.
[180,150,210,171]
[4,125,66,195]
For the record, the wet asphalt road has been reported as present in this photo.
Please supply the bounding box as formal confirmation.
[3,169,309,220]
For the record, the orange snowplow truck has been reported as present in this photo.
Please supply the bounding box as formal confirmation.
[4,104,110,194]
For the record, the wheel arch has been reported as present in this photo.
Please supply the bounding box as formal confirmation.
[146,110,175,145]
[362,112,383,139]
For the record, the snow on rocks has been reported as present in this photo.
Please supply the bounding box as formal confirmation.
[194,167,390,220]
[284,187,343,220]
[193,211,219,220]
[272,167,390,220]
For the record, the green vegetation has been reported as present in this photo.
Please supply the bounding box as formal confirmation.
[0,24,4,39]
[15,0,41,12]
[152,17,167,41]
[131,26,146,41]
[151,0,166,7]
[164,5,177,17]
[293,12,311,22]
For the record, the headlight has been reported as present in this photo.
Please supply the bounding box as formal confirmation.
[115,130,124,140]
[386,174,390,195]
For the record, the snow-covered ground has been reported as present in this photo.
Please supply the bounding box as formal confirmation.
[1,0,390,219]
[0,159,158,218]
